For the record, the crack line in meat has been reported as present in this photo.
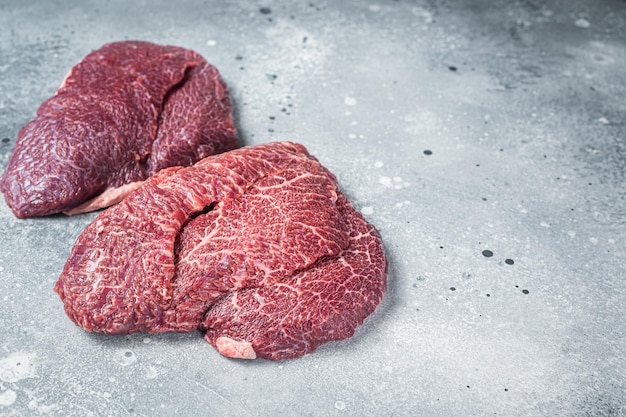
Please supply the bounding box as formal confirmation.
[149,64,197,173]
[173,201,217,266]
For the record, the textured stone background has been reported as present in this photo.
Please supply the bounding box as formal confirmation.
[1,0,625,416]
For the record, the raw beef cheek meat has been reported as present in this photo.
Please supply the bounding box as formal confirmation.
[0,40,237,218]
[54,142,388,360]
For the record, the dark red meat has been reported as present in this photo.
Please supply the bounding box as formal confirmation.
[0,41,237,218]
[54,142,388,360]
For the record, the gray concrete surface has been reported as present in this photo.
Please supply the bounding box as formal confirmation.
[1,0,625,416]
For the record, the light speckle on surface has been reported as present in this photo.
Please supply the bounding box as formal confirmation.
[0,352,37,383]
[379,176,393,187]
[206,39,217,46]
[361,206,374,215]
[378,175,410,190]
[0,389,17,407]
[113,349,137,366]
[575,18,590,28]
[27,397,58,414]
[145,366,159,379]
[344,95,357,106]
[334,400,346,410]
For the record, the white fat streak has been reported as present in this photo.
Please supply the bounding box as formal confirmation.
[215,337,256,360]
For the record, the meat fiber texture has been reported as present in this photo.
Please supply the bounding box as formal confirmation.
[0,40,238,218]
[54,142,388,360]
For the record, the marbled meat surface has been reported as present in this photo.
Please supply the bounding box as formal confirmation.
[54,142,388,360]
[0,40,237,218]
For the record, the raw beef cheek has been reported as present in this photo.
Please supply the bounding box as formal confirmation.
[0,40,237,218]
[54,142,388,360]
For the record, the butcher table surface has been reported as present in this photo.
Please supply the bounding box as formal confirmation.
[1,0,625,416]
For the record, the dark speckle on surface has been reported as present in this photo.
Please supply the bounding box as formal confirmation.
[1,137,10,143]
[505,258,515,265]
[482,249,494,258]
[259,7,271,14]
[423,149,433,155]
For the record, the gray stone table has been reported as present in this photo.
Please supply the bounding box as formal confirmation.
[1,0,625,416]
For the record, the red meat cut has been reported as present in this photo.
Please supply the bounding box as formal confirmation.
[54,142,388,360]
[0,40,237,218]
